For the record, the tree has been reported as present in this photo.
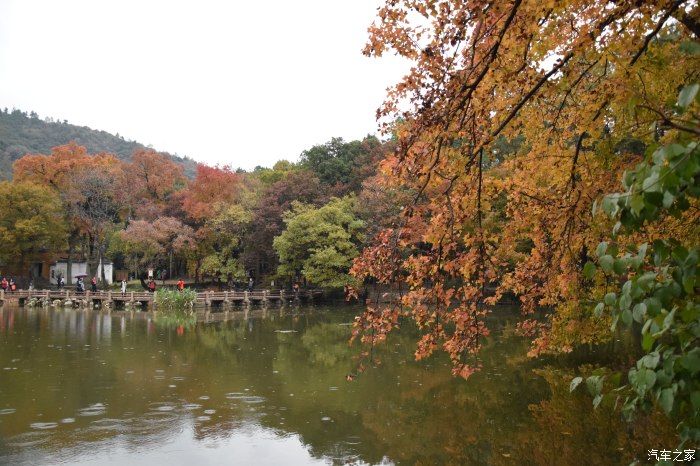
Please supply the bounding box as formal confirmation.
[0,182,66,276]
[274,197,365,288]
[353,0,700,448]
[182,164,240,222]
[14,143,97,283]
[243,169,328,281]
[125,149,186,219]
[351,0,698,390]
[109,216,194,278]
[299,136,386,195]
[66,158,127,284]
[571,83,700,445]
[193,204,251,286]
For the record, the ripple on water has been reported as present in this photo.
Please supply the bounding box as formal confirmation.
[183,403,202,410]
[203,409,216,415]
[344,436,362,446]
[195,416,211,422]
[198,396,210,400]
[30,422,58,430]
[88,418,130,433]
[149,403,175,412]
[7,431,50,448]
[78,403,106,417]
[0,408,16,415]
[60,418,75,424]
[225,393,265,404]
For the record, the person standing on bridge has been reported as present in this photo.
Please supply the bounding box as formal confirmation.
[148,279,156,293]
[91,276,97,292]
[248,277,254,292]
[120,279,127,294]
[9,278,16,292]
[177,279,185,291]
[1,277,7,293]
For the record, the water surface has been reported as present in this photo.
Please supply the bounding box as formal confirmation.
[0,304,674,465]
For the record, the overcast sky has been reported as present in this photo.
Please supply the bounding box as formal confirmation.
[0,0,407,169]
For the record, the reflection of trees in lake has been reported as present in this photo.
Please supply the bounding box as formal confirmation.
[507,368,678,466]
[0,306,679,465]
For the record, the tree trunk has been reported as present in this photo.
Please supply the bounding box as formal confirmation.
[99,247,107,289]
[67,242,74,285]
[87,235,99,279]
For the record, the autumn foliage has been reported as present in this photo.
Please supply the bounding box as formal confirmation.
[350,0,699,379]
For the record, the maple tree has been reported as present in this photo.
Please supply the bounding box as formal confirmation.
[13,144,120,283]
[181,164,241,222]
[109,217,194,277]
[349,0,699,443]
[125,149,186,219]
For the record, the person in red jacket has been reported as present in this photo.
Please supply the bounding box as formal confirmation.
[177,279,185,291]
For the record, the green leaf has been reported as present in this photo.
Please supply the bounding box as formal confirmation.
[619,293,632,311]
[642,171,660,192]
[682,275,695,295]
[596,242,608,258]
[658,388,674,414]
[644,297,662,315]
[632,303,647,323]
[680,41,700,56]
[593,394,603,409]
[681,348,700,374]
[613,259,626,275]
[678,83,699,109]
[586,375,603,396]
[630,194,644,214]
[621,308,632,325]
[599,255,614,273]
[637,243,648,261]
[691,391,700,410]
[644,368,656,389]
[662,191,675,208]
[594,302,604,317]
[641,352,659,369]
[570,376,583,392]
[604,292,617,306]
[583,261,596,279]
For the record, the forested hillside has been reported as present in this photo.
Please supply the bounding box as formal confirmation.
[0,108,196,178]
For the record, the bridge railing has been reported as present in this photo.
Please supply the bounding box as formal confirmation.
[0,288,323,306]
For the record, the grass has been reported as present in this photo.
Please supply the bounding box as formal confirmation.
[153,289,197,314]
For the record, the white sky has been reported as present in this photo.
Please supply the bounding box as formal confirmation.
[0,0,407,169]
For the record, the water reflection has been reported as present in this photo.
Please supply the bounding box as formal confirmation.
[0,305,675,465]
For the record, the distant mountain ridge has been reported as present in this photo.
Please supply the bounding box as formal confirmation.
[0,108,197,179]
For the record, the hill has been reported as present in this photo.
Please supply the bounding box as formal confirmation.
[0,108,196,179]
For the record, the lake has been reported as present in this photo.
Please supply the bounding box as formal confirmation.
[0,304,675,465]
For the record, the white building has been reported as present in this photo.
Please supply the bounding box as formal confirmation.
[49,260,114,285]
